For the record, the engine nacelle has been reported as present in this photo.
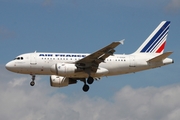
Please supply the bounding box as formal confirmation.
[50,63,77,76]
[50,75,76,87]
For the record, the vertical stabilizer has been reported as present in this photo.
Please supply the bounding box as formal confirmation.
[135,21,170,54]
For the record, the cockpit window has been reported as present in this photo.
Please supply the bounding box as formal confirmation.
[14,57,24,60]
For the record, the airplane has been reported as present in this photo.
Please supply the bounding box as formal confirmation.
[6,21,174,92]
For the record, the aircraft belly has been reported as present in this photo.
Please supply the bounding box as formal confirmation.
[99,62,130,76]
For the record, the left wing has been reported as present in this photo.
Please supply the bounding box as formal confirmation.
[75,40,124,69]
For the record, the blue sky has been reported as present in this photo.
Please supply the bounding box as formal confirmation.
[0,0,180,120]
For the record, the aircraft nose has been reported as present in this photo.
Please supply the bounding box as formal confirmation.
[5,61,14,71]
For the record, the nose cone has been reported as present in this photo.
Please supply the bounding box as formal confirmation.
[5,61,14,71]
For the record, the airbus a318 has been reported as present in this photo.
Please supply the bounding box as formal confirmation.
[6,21,174,92]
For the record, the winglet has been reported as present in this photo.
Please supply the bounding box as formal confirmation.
[147,51,173,62]
[119,39,125,45]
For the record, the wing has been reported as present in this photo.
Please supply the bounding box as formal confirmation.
[75,40,124,70]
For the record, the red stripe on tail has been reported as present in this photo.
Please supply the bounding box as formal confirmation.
[156,41,166,53]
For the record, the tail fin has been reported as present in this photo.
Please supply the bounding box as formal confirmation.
[135,21,171,54]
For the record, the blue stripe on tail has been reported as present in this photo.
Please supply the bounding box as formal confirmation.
[140,21,170,52]
[147,26,169,52]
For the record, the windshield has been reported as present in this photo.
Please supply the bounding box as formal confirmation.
[14,57,23,60]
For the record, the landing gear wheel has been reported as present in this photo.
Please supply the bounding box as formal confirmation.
[30,81,35,86]
[30,74,36,86]
[87,77,94,84]
[82,84,89,92]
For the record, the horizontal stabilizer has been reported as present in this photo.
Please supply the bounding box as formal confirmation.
[147,52,173,62]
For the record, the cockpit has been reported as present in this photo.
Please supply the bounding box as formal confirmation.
[14,57,24,60]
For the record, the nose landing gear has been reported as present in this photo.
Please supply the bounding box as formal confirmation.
[30,75,35,86]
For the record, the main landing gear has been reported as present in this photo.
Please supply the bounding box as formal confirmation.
[82,77,94,92]
[30,75,35,86]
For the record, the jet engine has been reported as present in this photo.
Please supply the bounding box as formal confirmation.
[50,63,77,76]
[50,75,77,87]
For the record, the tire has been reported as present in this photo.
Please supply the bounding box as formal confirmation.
[87,77,94,84]
[82,84,89,92]
[30,81,35,86]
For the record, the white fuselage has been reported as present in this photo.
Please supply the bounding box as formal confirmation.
[6,52,173,78]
